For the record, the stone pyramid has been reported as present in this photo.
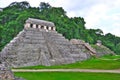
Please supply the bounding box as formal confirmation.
[0,18,95,67]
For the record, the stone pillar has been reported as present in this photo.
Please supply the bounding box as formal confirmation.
[44,26,47,30]
[33,24,36,28]
[24,23,30,28]
[53,27,56,31]
[48,27,51,30]
[38,25,41,29]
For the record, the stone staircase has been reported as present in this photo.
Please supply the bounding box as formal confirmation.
[83,43,96,55]
[0,28,91,67]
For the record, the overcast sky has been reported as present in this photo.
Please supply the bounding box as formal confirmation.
[0,0,120,37]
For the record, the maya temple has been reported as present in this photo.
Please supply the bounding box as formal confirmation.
[0,18,115,80]
[0,18,114,68]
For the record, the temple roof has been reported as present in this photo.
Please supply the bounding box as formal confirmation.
[26,18,55,27]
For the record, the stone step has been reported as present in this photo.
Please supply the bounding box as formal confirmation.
[71,48,82,52]
[22,39,46,44]
[25,33,43,36]
[53,41,71,45]
[55,45,69,48]
[49,39,69,43]
[50,57,75,65]
[18,43,47,48]
[17,45,48,52]
[25,36,44,40]
[48,32,63,36]
[83,43,96,54]
[48,36,65,39]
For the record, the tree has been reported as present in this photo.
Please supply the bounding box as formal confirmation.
[8,1,30,10]
[0,25,3,42]
[39,2,51,10]
[71,17,86,30]
[116,43,120,54]
[19,1,31,8]
[0,25,3,50]
[95,29,103,35]
[105,33,115,42]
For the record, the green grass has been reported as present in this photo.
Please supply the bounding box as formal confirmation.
[100,55,120,59]
[15,55,120,70]
[15,72,120,80]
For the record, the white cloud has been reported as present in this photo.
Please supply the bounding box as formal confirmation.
[84,4,109,28]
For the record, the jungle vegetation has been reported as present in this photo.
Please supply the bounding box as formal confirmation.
[0,1,120,54]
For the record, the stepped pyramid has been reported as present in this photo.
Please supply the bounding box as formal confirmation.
[0,18,94,67]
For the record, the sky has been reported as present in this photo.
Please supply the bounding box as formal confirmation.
[0,0,120,37]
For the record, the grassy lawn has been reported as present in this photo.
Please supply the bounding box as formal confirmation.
[100,55,120,59]
[15,55,120,70]
[15,72,120,80]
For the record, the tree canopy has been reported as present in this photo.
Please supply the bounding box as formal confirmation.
[0,2,120,54]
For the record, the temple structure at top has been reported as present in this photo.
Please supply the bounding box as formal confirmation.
[24,18,56,31]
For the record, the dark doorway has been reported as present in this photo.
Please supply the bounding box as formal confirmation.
[36,24,38,28]
[41,26,44,29]
[30,24,33,28]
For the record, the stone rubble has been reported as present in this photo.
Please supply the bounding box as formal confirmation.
[0,61,14,80]
[0,59,24,80]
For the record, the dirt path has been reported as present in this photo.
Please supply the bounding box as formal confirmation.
[12,69,120,73]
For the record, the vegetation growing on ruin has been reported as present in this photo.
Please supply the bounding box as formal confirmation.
[0,1,120,54]
[14,55,120,70]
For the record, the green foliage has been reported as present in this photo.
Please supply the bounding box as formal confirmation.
[116,43,120,54]
[15,55,120,70]
[0,25,3,50]
[0,1,120,54]
[15,72,120,80]
[39,2,51,10]
[7,1,30,10]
